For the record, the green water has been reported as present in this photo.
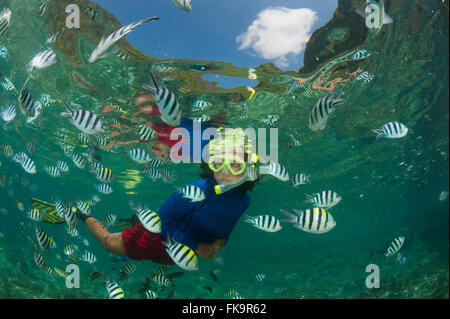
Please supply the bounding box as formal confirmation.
[0,0,448,299]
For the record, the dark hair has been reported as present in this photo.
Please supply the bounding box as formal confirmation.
[199,161,258,194]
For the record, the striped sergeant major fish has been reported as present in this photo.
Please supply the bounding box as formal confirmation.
[92,166,114,183]
[18,87,39,118]
[35,225,57,251]
[305,190,342,209]
[280,207,336,234]
[1,105,16,122]
[142,167,162,182]
[76,200,91,216]
[14,152,37,174]
[56,160,69,172]
[119,263,137,277]
[191,115,211,123]
[27,208,42,222]
[102,214,116,227]
[66,226,79,237]
[27,49,57,72]
[372,122,408,141]
[96,183,113,195]
[105,280,125,299]
[142,72,182,127]
[72,153,86,169]
[163,235,199,271]
[171,0,192,12]
[129,200,161,233]
[77,132,92,145]
[0,7,11,36]
[89,16,159,63]
[138,124,157,141]
[145,290,158,299]
[152,273,172,287]
[44,166,61,177]
[64,205,77,229]
[38,0,50,20]
[33,249,46,269]
[61,103,104,135]
[291,174,311,187]
[262,161,289,182]
[175,185,205,202]
[244,215,282,233]
[308,90,345,132]
[384,236,405,257]
[81,251,97,264]
[192,99,212,110]
[127,148,152,164]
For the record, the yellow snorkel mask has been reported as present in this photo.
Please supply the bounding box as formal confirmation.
[206,128,259,194]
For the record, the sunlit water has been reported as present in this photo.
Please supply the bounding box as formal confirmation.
[0,0,448,299]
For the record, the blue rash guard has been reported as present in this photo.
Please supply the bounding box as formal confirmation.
[157,177,251,251]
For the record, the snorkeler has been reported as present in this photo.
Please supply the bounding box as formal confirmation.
[75,128,258,264]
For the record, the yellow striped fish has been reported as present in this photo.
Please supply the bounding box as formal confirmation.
[163,235,198,271]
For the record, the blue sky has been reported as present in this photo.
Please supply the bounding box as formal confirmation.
[92,0,338,71]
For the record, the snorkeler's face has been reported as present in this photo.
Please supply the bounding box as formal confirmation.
[214,169,245,183]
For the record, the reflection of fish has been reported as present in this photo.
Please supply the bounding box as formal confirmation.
[89,16,159,63]
[0,7,11,36]
[172,0,192,12]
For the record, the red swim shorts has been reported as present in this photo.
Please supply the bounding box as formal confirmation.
[122,223,174,265]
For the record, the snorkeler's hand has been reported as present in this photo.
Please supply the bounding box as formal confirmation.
[196,243,216,259]
[152,143,170,162]
[211,238,226,255]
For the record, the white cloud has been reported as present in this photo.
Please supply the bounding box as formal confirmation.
[236,7,318,69]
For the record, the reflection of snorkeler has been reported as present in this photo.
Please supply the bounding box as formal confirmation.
[134,91,228,163]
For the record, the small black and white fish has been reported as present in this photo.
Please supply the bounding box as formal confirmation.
[17,153,37,174]
[44,166,61,177]
[244,215,282,232]
[259,114,279,126]
[27,49,57,72]
[25,140,35,154]
[27,208,42,222]
[1,105,16,122]
[372,122,408,141]
[105,280,125,299]
[145,290,158,299]
[92,166,114,183]
[89,16,159,63]
[96,183,113,195]
[192,99,211,110]
[2,144,13,157]
[305,190,341,209]
[102,214,116,227]
[255,273,266,282]
[163,235,199,271]
[191,115,211,122]
[308,91,345,131]
[147,157,165,168]
[143,167,162,181]
[142,72,182,127]
[56,160,69,172]
[281,207,336,234]
[81,251,97,264]
[77,132,92,145]
[127,148,152,164]
[33,249,46,269]
[18,87,39,118]
[72,153,86,169]
[54,201,67,218]
[61,103,104,135]
[351,49,371,60]
[38,0,50,20]
[138,124,157,141]
[129,200,161,233]
[152,274,172,287]
[175,185,205,202]
[263,161,289,182]
[76,200,91,216]
[66,226,79,237]
[0,7,11,36]
[64,206,77,229]
[35,225,57,251]
[1,77,16,92]
[384,236,405,257]
[171,0,192,12]
[291,174,311,187]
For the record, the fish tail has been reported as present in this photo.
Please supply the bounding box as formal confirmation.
[372,129,383,141]
[243,215,255,224]
[139,16,160,25]
[64,102,73,113]
[279,209,296,224]
[305,175,311,183]
[305,193,315,203]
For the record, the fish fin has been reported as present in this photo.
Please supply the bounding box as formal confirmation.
[383,12,393,24]
[243,215,255,224]
[355,7,370,18]
[292,208,304,215]
[305,193,315,203]
[279,209,295,223]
